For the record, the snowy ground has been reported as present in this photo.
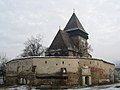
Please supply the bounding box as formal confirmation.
[1,83,120,90]
[69,83,120,90]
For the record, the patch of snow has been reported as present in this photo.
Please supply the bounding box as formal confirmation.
[4,83,120,90]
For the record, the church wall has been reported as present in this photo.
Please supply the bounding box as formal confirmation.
[5,57,115,86]
[6,58,32,74]
[32,57,79,73]
[6,58,33,85]
[78,58,115,85]
[71,36,87,48]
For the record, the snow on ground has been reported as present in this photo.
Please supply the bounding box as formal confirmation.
[4,83,120,90]
[68,83,120,90]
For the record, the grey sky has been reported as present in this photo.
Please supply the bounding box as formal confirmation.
[0,0,120,63]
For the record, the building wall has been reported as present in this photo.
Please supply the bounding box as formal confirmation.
[71,36,87,51]
[6,58,33,85]
[6,57,115,86]
[6,58,32,74]
[33,57,79,74]
[78,58,115,84]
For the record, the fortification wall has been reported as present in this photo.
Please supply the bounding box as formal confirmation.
[5,57,115,86]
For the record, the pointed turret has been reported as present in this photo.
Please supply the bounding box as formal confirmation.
[64,13,88,39]
[64,13,86,32]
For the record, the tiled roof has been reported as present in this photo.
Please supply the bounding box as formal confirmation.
[48,30,76,51]
[60,30,74,50]
[64,13,87,34]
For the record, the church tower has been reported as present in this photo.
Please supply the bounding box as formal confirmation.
[46,12,90,57]
[64,12,89,57]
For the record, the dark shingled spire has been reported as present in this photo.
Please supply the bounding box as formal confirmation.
[48,30,74,51]
[64,13,87,34]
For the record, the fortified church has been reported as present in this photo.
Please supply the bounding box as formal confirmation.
[5,12,115,86]
[46,12,90,58]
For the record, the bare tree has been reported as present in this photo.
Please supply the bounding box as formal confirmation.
[79,42,93,57]
[0,53,7,84]
[21,35,46,57]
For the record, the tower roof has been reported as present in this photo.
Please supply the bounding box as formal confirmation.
[48,30,74,51]
[64,13,87,34]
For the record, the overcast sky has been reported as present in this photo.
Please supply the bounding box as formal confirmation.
[0,0,120,63]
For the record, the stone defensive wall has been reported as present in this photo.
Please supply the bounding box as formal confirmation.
[6,56,115,86]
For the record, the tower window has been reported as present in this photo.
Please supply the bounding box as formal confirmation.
[45,61,47,64]
[62,61,64,64]
[90,61,91,64]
